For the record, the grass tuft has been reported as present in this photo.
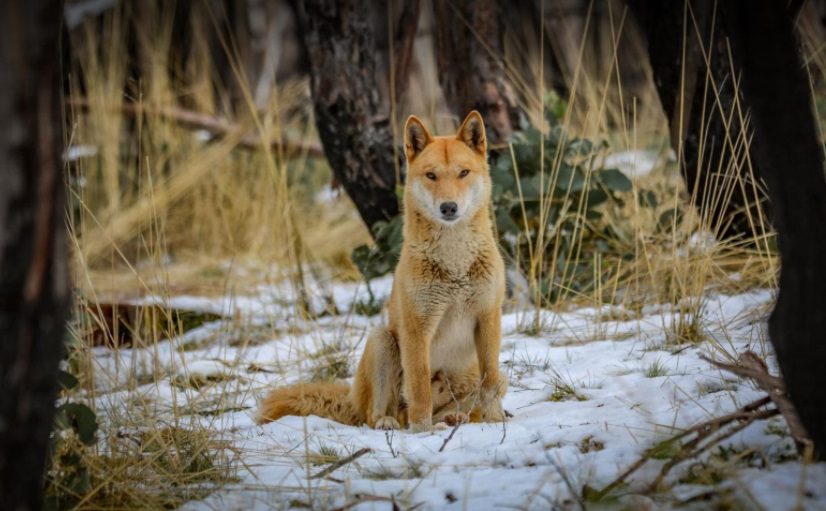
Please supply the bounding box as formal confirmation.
[644,359,669,378]
[547,370,588,402]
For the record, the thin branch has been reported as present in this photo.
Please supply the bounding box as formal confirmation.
[66,97,325,158]
[385,429,398,458]
[594,396,775,499]
[438,422,462,453]
[310,447,372,479]
[648,407,778,491]
[702,351,813,451]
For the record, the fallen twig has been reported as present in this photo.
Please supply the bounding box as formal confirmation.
[385,429,398,458]
[310,447,372,479]
[592,396,777,500]
[702,351,813,452]
[647,406,777,491]
[499,415,508,445]
[436,374,481,452]
[438,422,462,453]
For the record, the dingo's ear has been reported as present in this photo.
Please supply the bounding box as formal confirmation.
[456,111,486,156]
[404,115,433,161]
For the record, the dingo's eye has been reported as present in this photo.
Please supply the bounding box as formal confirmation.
[425,172,437,181]
[459,169,470,178]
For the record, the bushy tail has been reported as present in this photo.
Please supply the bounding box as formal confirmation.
[256,382,363,426]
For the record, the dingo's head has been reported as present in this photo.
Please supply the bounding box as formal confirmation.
[403,111,490,226]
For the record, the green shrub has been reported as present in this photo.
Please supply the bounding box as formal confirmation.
[43,369,99,511]
[489,97,635,301]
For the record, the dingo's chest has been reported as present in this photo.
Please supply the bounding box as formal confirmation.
[429,304,477,372]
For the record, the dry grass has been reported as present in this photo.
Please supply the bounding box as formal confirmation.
[46,424,239,509]
[492,2,779,339]
[66,3,368,290]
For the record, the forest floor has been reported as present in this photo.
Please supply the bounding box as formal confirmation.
[84,274,826,510]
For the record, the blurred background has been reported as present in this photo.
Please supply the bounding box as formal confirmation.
[64,0,824,310]
[43,1,826,507]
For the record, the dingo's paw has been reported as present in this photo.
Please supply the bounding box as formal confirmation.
[408,418,433,433]
[442,412,470,427]
[480,399,505,422]
[374,416,400,430]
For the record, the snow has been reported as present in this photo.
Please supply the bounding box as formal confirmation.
[315,185,344,204]
[64,144,98,162]
[87,276,826,510]
[64,0,119,29]
[603,149,675,178]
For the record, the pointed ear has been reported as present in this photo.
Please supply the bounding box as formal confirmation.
[456,111,487,156]
[404,115,433,161]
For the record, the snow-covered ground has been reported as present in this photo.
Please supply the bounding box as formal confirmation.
[88,277,826,510]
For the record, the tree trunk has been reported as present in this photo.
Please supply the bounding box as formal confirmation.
[291,0,402,234]
[433,0,522,144]
[391,0,421,108]
[723,0,826,460]
[0,1,71,509]
[629,0,771,241]
[501,0,570,103]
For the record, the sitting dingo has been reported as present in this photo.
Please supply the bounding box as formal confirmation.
[258,111,507,431]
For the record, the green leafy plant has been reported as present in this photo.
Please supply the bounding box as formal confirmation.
[351,215,403,311]
[490,97,636,302]
[43,369,99,511]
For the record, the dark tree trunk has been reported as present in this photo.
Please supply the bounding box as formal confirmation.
[433,0,522,144]
[543,0,590,101]
[723,0,826,460]
[391,0,421,108]
[0,1,71,509]
[629,0,771,241]
[501,0,570,103]
[291,0,403,234]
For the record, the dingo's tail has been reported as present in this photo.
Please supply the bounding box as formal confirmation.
[256,382,363,425]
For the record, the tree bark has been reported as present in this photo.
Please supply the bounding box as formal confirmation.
[291,0,401,234]
[391,0,421,107]
[501,0,570,103]
[722,0,826,460]
[629,0,771,241]
[0,1,71,509]
[433,0,522,144]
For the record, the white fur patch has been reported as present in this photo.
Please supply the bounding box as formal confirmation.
[459,178,487,220]
[409,180,440,221]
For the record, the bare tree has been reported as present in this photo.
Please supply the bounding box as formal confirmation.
[432,0,522,144]
[722,0,826,459]
[291,0,416,234]
[629,0,771,241]
[0,1,71,508]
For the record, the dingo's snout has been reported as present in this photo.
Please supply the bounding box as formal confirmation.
[439,201,458,220]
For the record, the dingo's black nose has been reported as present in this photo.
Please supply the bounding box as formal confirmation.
[440,202,458,218]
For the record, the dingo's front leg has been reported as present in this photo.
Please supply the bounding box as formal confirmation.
[399,310,439,432]
[474,304,505,422]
